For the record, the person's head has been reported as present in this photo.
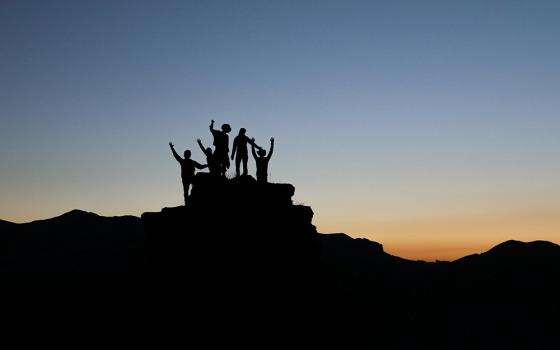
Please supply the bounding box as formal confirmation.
[222,123,231,133]
[239,128,246,136]
[258,149,266,157]
[183,150,191,159]
[206,147,212,155]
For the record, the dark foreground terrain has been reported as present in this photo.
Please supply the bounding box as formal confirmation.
[5,174,560,347]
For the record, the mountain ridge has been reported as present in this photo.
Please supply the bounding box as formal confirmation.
[4,208,559,262]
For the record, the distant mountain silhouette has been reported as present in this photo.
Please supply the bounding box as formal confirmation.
[3,175,560,347]
[6,209,144,290]
[0,219,15,227]
[457,239,560,264]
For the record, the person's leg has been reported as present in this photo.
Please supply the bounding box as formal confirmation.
[218,151,228,177]
[221,159,226,176]
[182,180,190,205]
[235,154,241,177]
[214,151,222,176]
[242,155,248,176]
[224,155,230,174]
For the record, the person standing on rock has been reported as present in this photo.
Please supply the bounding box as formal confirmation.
[169,142,207,205]
[197,138,219,176]
[252,137,274,183]
[209,119,231,177]
[231,128,262,177]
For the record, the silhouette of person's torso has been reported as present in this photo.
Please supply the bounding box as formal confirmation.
[255,157,270,182]
[180,159,198,181]
[205,153,219,175]
[211,129,229,154]
[233,135,252,156]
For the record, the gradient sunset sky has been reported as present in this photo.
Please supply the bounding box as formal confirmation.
[2,0,559,261]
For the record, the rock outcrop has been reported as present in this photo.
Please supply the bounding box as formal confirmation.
[141,173,321,312]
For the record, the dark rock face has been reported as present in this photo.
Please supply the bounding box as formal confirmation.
[141,173,321,313]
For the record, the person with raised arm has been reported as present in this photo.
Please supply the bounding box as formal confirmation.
[209,119,231,177]
[251,137,274,183]
[197,138,219,176]
[231,128,262,177]
[169,142,207,204]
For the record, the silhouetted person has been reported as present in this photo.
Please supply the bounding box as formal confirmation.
[169,142,207,204]
[197,138,219,175]
[252,137,274,183]
[231,128,262,177]
[209,119,231,177]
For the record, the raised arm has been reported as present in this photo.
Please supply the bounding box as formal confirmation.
[209,119,215,132]
[169,142,182,162]
[267,137,274,160]
[197,139,207,156]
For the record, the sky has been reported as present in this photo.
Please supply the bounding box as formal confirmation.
[1,0,560,261]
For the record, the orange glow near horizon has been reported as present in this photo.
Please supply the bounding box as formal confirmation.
[3,203,560,262]
[316,207,560,261]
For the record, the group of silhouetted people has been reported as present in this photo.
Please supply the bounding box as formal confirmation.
[170,120,274,204]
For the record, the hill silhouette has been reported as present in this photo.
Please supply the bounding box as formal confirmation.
[3,174,560,347]
[7,209,145,290]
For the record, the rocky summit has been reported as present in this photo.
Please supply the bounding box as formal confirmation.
[141,173,323,314]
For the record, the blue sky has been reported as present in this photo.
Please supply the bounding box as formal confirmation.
[1,0,559,259]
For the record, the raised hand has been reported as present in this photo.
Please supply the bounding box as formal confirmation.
[169,142,174,148]
[197,138,201,143]
[270,137,274,143]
